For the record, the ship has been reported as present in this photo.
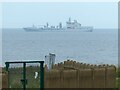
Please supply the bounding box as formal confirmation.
[23,18,93,32]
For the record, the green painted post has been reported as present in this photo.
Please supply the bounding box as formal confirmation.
[23,62,26,90]
[5,62,10,88]
[7,70,10,88]
[40,61,44,90]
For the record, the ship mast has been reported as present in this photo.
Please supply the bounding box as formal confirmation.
[69,17,71,22]
[46,22,49,28]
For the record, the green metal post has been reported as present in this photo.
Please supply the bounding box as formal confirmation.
[5,62,10,88]
[23,62,26,90]
[40,62,44,90]
[7,70,10,88]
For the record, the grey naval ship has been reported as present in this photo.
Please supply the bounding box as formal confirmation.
[23,18,93,32]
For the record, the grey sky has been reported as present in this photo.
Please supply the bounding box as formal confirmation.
[2,2,118,28]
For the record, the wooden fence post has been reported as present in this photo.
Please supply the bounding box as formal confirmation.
[78,69,92,88]
[105,66,116,88]
[93,68,106,88]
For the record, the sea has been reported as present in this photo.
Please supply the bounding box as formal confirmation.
[2,28,118,67]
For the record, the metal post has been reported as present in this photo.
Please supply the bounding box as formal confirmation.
[40,61,44,90]
[23,62,26,90]
[5,62,10,88]
[7,70,10,88]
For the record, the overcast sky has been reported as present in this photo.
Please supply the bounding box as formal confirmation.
[2,2,118,28]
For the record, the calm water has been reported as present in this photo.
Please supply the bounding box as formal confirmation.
[2,28,118,66]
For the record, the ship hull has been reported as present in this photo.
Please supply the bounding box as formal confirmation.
[24,28,93,32]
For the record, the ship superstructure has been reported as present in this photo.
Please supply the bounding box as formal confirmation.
[23,17,93,32]
[66,17,81,29]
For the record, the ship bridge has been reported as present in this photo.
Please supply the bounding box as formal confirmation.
[66,17,81,29]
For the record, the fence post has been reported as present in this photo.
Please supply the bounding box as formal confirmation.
[5,62,10,88]
[40,61,44,90]
[23,63,26,90]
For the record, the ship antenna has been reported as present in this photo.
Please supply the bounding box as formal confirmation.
[69,17,71,22]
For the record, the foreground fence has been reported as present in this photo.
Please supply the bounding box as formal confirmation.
[44,60,116,88]
[2,60,116,88]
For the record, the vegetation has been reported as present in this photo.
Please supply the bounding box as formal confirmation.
[116,67,120,88]
[2,66,40,88]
